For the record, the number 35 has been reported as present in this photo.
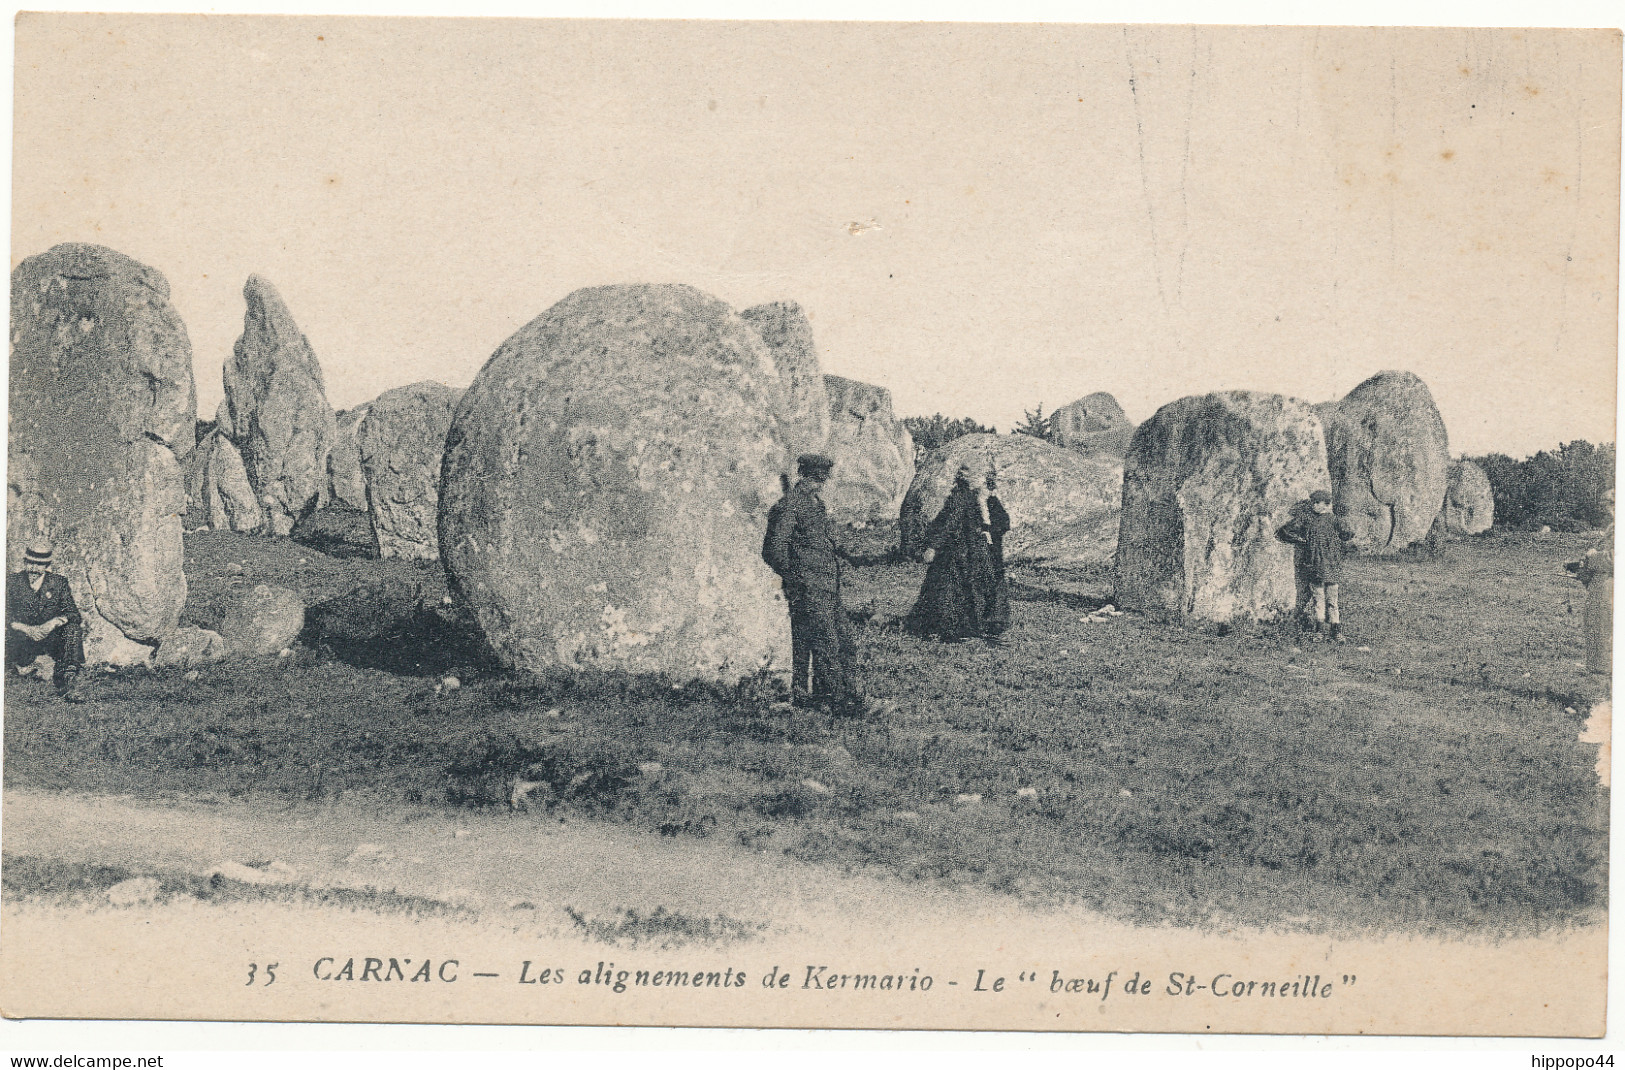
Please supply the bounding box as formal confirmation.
[246,962,278,986]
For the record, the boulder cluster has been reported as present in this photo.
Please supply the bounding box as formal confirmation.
[9,240,1488,675]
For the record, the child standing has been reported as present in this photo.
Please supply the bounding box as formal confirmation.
[1277,490,1357,641]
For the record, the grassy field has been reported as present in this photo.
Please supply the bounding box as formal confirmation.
[3,517,1608,937]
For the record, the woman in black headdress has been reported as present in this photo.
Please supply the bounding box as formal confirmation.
[906,463,1005,641]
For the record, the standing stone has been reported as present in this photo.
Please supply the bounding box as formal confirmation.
[1051,392,1136,459]
[439,284,792,682]
[1316,370,1450,552]
[357,382,463,560]
[8,244,195,664]
[1114,391,1330,623]
[740,301,830,466]
[221,275,337,536]
[1442,458,1495,536]
[327,405,370,510]
[900,433,1123,565]
[821,374,915,524]
[182,429,263,533]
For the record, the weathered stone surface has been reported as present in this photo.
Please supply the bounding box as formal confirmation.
[215,583,305,656]
[154,626,228,668]
[327,405,370,510]
[8,243,195,663]
[221,275,337,536]
[821,374,915,524]
[900,433,1123,564]
[357,382,463,560]
[1114,391,1330,623]
[1051,392,1136,458]
[439,283,792,682]
[740,301,830,464]
[183,429,263,533]
[1316,370,1450,552]
[1442,458,1495,536]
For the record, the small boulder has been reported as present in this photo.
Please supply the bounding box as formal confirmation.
[1114,391,1330,623]
[1442,458,1495,536]
[439,284,792,682]
[106,876,162,907]
[215,583,305,656]
[821,374,915,524]
[740,301,830,464]
[900,433,1122,564]
[357,382,463,560]
[1050,392,1136,458]
[221,275,338,535]
[1316,370,1450,552]
[154,626,228,668]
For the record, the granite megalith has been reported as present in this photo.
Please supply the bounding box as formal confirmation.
[1114,391,1330,623]
[358,382,463,560]
[1051,392,1136,459]
[740,301,830,466]
[1442,458,1495,536]
[1316,370,1450,553]
[438,283,792,682]
[183,429,263,533]
[821,374,915,524]
[8,243,195,664]
[221,275,337,536]
[327,405,371,510]
[900,433,1123,565]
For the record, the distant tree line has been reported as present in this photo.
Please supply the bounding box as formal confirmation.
[1468,440,1615,531]
[902,414,996,457]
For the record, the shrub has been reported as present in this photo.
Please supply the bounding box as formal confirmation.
[1469,440,1615,530]
[902,414,995,457]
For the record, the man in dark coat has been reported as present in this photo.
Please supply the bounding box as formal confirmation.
[906,463,1003,641]
[7,538,85,688]
[764,454,867,713]
[1276,490,1356,641]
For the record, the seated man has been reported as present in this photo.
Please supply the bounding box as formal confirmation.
[7,538,84,689]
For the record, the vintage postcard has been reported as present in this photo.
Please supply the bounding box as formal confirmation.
[1,15,1618,1038]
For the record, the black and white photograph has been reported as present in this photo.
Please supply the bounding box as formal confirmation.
[0,13,1617,1040]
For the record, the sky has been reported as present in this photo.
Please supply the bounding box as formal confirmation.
[10,16,1620,458]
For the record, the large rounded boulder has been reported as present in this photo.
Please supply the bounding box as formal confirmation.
[1051,392,1135,459]
[8,244,195,663]
[438,284,792,682]
[1442,458,1495,536]
[1316,370,1450,552]
[821,374,915,524]
[358,382,463,560]
[183,429,263,533]
[740,301,829,465]
[1114,391,1330,623]
[900,433,1123,565]
[221,275,337,536]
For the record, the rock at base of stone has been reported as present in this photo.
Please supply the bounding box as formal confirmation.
[821,374,915,524]
[1442,458,1495,536]
[1114,391,1330,623]
[439,283,792,683]
[899,433,1122,565]
[154,626,229,668]
[357,382,462,560]
[215,584,305,656]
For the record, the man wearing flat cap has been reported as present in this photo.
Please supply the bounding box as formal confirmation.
[7,537,85,689]
[763,453,871,715]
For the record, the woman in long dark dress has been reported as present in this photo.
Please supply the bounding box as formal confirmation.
[906,464,1003,641]
[981,470,1012,637]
